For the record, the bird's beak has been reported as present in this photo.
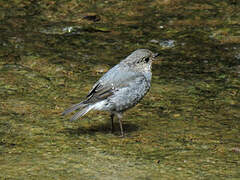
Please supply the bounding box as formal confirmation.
[153,53,159,58]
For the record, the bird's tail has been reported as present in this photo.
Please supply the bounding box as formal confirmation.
[62,101,94,121]
[62,101,87,116]
[69,105,94,121]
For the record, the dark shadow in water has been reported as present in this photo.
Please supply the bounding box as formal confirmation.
[62,122,139,136]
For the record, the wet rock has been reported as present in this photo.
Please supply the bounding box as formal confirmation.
[150,39,159,44]
[92,64,109,74]
[82,14,101,22]
[159,40,175,48]
[231,147,240,153]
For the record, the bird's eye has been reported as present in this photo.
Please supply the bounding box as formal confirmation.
[145,57,150,63]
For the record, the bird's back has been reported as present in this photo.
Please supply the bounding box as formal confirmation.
[85,62,151,112]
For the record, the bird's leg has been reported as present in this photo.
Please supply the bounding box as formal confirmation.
[110,113,115,133]
[116,113,124,137]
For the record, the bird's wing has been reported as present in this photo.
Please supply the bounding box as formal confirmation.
[85,82,114,103]
[85,64,122,102]
[85,66,146,104]
[86,64,119,97]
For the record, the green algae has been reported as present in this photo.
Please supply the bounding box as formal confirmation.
[0,0,240,179]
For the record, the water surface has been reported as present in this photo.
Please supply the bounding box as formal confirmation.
[0,0,239,179]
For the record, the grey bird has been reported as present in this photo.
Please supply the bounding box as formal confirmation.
[62,49,159,136]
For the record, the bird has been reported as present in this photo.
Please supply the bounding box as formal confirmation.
[62,49,159,136]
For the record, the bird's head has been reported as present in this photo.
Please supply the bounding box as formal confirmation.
[123,49,159,72]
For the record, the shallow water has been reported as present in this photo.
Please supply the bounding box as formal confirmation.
[0,0,240,179]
